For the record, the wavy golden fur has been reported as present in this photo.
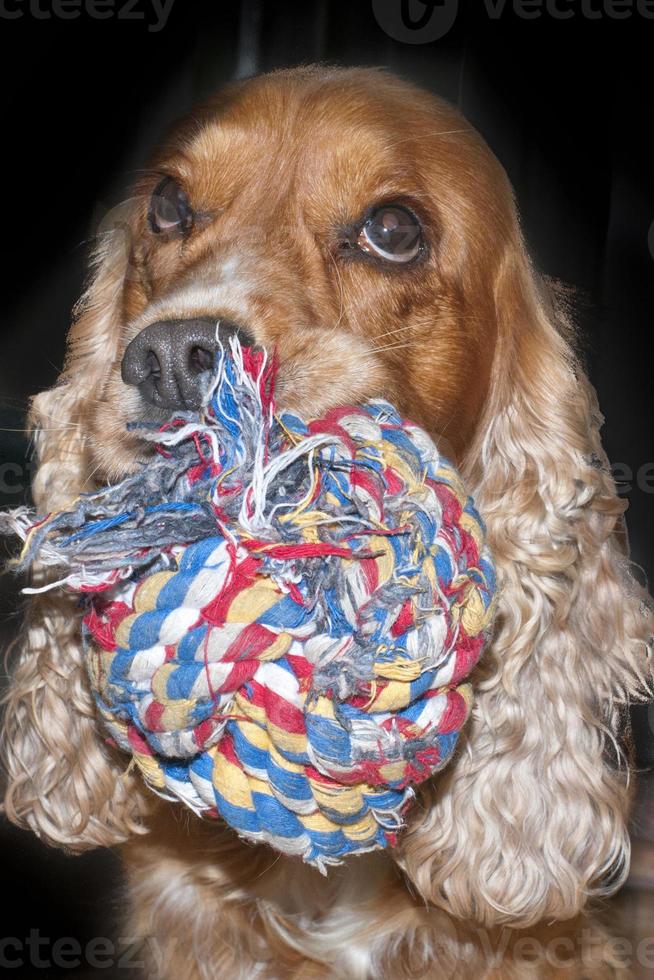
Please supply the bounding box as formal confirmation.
[2,65,653,978]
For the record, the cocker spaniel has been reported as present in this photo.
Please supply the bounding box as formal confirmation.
[2,65,653,979]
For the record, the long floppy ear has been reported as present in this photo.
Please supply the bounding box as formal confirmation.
[2,219,150,850]
[398,238,653,927]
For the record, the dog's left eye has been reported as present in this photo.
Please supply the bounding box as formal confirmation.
[358,205,423,263]
[148,177,194,236]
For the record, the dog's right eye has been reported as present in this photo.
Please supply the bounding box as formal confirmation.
[148,177,194,236]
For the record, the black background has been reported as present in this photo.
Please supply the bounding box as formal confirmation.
[0,1,652,974]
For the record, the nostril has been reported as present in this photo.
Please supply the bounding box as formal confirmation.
[145,350,161,379]
[189,345,215,375]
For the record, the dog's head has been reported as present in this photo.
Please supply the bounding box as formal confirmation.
[4,66,651,929]
[48,65,514,484]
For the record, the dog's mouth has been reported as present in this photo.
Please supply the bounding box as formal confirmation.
[113,312,393,472]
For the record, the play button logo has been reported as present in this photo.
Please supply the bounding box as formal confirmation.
[372,0,459,42]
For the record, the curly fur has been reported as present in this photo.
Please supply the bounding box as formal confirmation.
[2,65,652,978]
[2,229,152,849]
[398,247,653,928]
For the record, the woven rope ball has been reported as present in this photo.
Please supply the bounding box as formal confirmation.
[7,341,496,868]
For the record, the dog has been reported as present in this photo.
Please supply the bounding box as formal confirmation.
[2,65,652,979]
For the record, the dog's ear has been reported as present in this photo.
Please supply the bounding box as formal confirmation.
[2,217,151,850]
[30,217,133,510]
[398,237,653,927]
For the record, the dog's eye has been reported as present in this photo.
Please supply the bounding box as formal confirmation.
[358,205,422,263]
[148,177,194,236]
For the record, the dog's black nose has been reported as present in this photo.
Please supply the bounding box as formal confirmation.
[121,317,253,410]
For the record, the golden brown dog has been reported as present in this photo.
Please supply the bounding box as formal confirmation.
[3,65,652,978]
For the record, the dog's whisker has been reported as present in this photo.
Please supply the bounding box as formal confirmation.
[372,315,486,345]
[34,411,85,431]
[365,340,422,356]
[0,427,79,436]
[83,458,110,488]
[373,323,414,342]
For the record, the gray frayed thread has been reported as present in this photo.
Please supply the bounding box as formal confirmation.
[0,342,332,582]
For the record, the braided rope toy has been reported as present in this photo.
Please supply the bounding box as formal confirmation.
[3,340,496,869]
